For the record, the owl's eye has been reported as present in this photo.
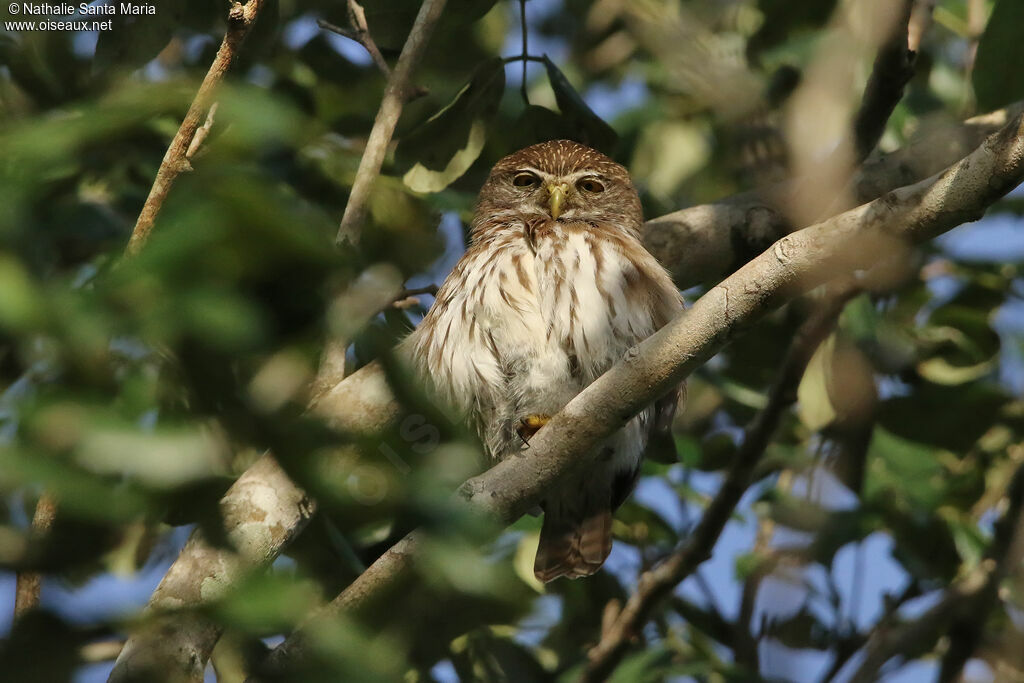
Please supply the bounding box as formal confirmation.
[512,172,539,187]
[578,177,605,193]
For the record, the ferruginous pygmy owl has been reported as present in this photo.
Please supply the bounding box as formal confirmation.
[403,140,683,582]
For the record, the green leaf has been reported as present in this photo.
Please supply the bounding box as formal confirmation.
[939,508,988,568]
[403,119,488,193]
[0,254,44,330]
[542,56,619,153]
[917,356,994,385]
[361,0,500,49]
[94,4,178,73]
[513,531,544,593]
[614,499,679,546]
[397,57,506,192]
[864,426,945,510]
[749,0,839,56]
[607,647,674,683]
[973,0,1024,110]
[878,382,1006,452]
[840,293,879,342]
[213,573,322,632]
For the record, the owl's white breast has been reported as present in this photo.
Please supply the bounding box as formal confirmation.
[404,219,678,462]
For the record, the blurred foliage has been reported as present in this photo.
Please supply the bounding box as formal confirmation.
[1,0,1023,681]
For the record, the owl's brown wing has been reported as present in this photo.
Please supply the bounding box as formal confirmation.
[646,274,686,463]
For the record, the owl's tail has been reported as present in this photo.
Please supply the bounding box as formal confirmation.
[533,503,613,583]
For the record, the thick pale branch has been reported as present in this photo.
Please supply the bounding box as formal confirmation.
[262,110,1024,673]
[108,455,314,683]
[582,14,926,669]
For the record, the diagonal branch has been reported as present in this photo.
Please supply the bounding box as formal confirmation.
[260,110,1024,675]
[320,0,391,78]
[108,456,314,683]
[13,492,57,618]
[852,0,918,162]
[126,0,267,255]
[335,0,448,245]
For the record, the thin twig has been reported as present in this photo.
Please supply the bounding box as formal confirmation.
[518,0,529,104]
[395,283,439,300]
[126,0,267,254]
[852,0,919,162]
[319,0,390,78]
[335,0,449,246]
[582,285,860,682]
[502,54,547,65]
[937,468,1024,683]
[13,492,57,618]
[316,18,359,43]
[817,581,921,682]
[317,15,430,102]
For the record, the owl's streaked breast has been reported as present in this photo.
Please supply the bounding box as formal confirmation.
[404,219,680,460]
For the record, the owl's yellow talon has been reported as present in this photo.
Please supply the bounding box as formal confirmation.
[517,414,551,442]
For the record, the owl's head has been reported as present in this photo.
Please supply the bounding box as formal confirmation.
[473,140,642,237]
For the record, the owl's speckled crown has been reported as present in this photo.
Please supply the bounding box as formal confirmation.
[492,140,628,180]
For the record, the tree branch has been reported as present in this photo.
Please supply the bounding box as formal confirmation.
[335,0,448,245]
[13,491,57,618]
[317,1,428,101]
[319,0,392,78]
[108,455,315,683]
[259,109,1024,676]
[125,0,266,255]
[518,0,529,105]
[908,0,937,53]
[852,0,918,162]
[582,284,859,682]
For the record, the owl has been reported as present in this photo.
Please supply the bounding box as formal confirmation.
[404,140,683,581]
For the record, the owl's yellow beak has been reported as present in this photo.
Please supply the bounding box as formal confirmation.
[547,182,569,220]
